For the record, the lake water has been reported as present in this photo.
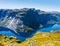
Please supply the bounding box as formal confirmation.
[0,24,60,41]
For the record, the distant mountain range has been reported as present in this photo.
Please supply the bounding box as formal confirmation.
[0,8,60,37]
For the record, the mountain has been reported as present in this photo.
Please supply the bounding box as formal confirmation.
[0,8,60,39]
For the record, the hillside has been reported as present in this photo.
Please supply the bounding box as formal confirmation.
[0,8,59,32]
[20,32,60,46]
[0,8,60,41]
[0,32,60,46]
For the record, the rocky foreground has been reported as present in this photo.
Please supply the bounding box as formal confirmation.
[0,32,60,46]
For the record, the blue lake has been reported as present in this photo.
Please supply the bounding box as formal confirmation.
[0,24,60,41]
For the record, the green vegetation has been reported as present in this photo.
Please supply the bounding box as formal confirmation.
[23,26,33,32]
[16,26,33,32]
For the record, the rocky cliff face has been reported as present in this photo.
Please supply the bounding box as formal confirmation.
[0,8,59,36]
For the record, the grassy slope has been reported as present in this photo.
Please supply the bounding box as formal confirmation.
[0,32,60,46]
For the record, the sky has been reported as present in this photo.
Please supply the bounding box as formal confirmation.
[0,0,60,11]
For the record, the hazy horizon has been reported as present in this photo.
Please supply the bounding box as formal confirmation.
[0,0,60,12]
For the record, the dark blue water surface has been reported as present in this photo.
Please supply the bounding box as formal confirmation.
[39,24,60,32]
[0,27,26,41]
[0,24,60,42]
